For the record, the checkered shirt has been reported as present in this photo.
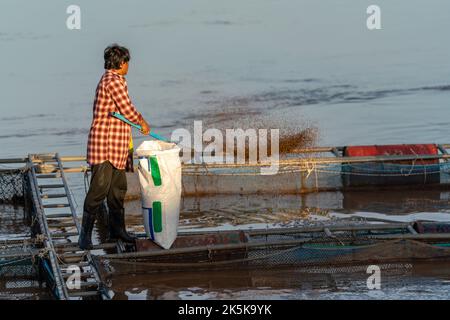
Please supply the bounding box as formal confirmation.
[87,70,143,170]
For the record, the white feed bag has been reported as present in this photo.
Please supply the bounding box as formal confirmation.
[135,140,181,249]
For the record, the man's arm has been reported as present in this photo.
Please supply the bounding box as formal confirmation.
[108,78,150,134]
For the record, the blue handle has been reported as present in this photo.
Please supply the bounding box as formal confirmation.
[110,112,169,142]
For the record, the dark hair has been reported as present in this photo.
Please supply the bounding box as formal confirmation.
[104,44,130,70]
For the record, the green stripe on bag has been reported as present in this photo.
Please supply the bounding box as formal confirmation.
[149,156,162,186]
[152,201,162,233]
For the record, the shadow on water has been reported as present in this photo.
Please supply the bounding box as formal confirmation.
[341,188,450,214]
[109,261,450,300]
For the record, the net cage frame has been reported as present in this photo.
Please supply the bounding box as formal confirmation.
[0,165,56,298]
[98,226,450,276]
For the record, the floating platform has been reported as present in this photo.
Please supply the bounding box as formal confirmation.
[128,143,450,196]
[97,222,450,275]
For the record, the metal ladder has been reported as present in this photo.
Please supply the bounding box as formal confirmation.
[27,153,110,300]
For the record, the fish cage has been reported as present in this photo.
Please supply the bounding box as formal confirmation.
[0,160,68,300]
[0,238,48,299]
[124,144,450,197]
[97,223,450,277]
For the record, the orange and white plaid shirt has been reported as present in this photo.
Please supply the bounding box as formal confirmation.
[87,70,143,170]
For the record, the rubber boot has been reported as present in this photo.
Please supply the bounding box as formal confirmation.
[108,209,136,243]
[78,212,96,250]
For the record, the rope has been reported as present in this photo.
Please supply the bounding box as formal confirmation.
[35,234,46,244]
[182,167,444,177]
[30,214,39,229]
[304,160,317,179]
[38,248,50,259]
[181,160,450,177]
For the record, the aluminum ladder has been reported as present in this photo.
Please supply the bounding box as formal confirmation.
[27,153,110,300]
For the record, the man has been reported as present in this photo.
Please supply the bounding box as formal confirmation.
[78,44,150,250]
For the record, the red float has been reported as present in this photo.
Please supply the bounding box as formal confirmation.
[342,144,440,188]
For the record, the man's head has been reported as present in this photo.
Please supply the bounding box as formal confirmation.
[104,44,130,76]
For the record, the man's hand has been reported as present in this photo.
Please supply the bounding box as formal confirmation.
[140,119,150,135]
